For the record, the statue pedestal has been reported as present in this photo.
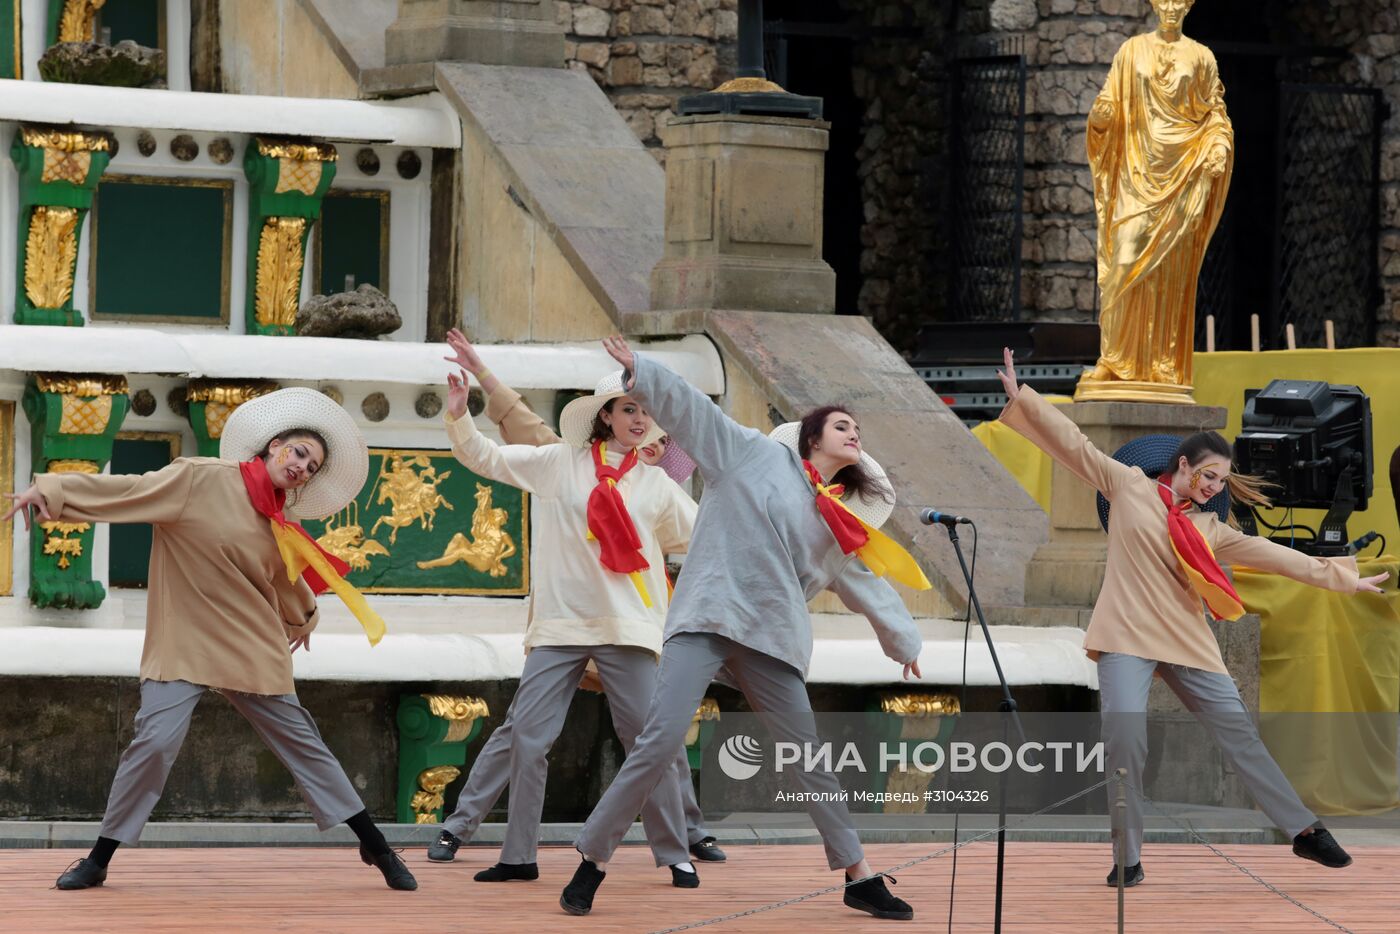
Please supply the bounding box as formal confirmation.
[650,113,836,313]
[1023,399,1227,607]
[1074,376,1197,405]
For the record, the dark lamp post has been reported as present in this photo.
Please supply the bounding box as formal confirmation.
[676,0,823,119]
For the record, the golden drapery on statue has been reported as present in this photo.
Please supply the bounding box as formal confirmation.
[1075,9,1233,404]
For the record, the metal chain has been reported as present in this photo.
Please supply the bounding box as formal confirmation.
[1137,789,1357,934]
[647,776,1115,934]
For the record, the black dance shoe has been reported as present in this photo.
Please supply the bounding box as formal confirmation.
[670,864,700,888]
[1293,827,1353,868]
[560,857,606,915]
[1105,862,1144,887]
[689,836,728,862]
[360,845,419,890]
[844,873,913,921]
[426,829,462,862]
[55,858,107,890]
[474,861,540,882]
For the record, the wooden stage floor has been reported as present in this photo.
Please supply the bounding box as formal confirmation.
[2,841,1395,933]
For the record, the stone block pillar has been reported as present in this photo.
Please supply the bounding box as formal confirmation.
[1022,400,1227,607]
[384,0,564,69]
[651,114,836,314]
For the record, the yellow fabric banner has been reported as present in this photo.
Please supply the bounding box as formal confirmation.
[1236,556,1400,814]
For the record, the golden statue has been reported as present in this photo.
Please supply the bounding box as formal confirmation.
[370,454,454,544]
[417,483,517,577]
[1074,0,1233,404]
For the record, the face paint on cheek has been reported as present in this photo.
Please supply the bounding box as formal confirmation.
[274,447,290,466]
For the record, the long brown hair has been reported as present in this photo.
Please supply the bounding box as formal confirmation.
[1169,431,1274,527]
[798,405,893,506]
[587,400,618,446]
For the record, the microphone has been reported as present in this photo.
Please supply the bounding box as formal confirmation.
[920,508,972,527]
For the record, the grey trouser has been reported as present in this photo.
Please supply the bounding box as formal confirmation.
[442,645,691,866]
[1098,652,1316,866]
[100,679,365,845]
[577,632,864,871]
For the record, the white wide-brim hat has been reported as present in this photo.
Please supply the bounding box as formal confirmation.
[769,421,895,529]
[220,387,369,520]
[557,370,665,448]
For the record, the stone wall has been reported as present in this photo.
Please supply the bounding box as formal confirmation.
[555,1,738,159]
[219,0,359,99]
[1281,1,1400,346]
[964,0,1145,325]
[844,0,955,353]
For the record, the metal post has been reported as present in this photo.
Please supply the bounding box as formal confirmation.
[736,0,765,79]
[1114,767,1127,933]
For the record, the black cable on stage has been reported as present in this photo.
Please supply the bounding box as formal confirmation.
[1251,505,1317,542]
[946,521,977,934]
[1372,533,1387,558]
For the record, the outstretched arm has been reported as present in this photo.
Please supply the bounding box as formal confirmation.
[18,460,194,528]
[1209,520,1383,593]
[829,559,924,678]
[602,335,763,478]
[444,368,568,497]
[997,347,1133,497]
[445,328,561,446]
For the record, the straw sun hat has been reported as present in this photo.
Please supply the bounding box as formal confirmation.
[220,387,369,520]
[557,371,666,449]
[767,421,896,529]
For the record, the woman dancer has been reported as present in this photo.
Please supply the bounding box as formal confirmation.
[434,349,702,887]
[2,388,416,891]
[996,347,1385,886]
[429,331,722,868]
[426,330,724,870]
[562,336,928,922]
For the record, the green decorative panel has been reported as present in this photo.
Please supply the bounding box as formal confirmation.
[107,433,180,587]
[299,448,529,595]
[90,176,232,322]
[1,0,20,79]
[315,189,388,295]
[11,128,113,326]
[22,374,130,609]
[396,694,488,824]
[242,138,337,335]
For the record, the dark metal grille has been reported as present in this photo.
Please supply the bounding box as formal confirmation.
[1274,83,1382,348]
[948,54,1026,322]
[1195,197,1235,351]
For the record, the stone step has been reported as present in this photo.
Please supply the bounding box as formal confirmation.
[0,810,1297,850]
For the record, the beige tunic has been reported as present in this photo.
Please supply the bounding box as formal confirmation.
[35,458,319,695]
[445,407,696,657]
[1001,387,1359,673]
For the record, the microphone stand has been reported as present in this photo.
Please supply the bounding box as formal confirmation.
[942,522,1024,934]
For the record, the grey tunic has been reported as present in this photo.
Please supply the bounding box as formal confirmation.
[628,353,923,676]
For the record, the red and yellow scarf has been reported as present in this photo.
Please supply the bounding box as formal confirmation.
[585,441,652,607]
[1156,480,1244,621]
[803,461,931,591]
[240,459,387,645]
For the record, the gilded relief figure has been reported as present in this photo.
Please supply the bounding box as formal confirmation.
[417,483,517,577]
[315,504,390,572]
[370,454,454,544]
[1075,0,1233,403]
